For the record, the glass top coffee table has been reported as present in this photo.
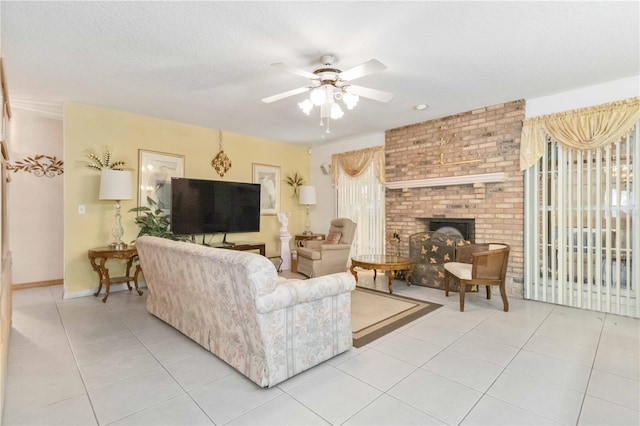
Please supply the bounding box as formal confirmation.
[350,255,414,294]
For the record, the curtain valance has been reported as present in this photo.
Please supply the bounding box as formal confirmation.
[520,97,640,170]
[331,146,385,185]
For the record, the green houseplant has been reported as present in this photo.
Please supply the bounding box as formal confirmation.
[129,198,188,241]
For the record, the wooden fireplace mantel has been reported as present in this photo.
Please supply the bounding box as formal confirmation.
[385,172,506,190]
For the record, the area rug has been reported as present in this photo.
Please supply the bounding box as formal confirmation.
[351,287,441,348]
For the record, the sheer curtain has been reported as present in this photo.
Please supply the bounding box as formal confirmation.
[522,98,639,317]
[333,146,385,257]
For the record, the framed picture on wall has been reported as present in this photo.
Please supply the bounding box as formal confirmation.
[138,150,184,214]
[252,163,280,215]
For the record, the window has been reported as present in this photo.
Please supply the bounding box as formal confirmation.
[336,161,385,257]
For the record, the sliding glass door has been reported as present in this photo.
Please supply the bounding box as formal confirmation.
[524,124,638,317]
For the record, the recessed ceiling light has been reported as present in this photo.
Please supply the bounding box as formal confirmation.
[414,104,428,111]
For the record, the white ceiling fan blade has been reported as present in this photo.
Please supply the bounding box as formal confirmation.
[345,85,394,103]
[338,59,387,81]
[261,86,310,103]
[272,63,318,80]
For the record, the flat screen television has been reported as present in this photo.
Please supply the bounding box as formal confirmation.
[171,178,260,236]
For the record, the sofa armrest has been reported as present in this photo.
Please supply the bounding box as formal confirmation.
[303,240,325,250]
[320,243,352,252]
[298,243,351,260]
[255,272,355,313]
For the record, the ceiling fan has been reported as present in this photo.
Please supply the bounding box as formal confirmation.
[262,54,393,104]
[262,54,394,131]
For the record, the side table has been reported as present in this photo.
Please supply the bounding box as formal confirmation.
[88,246,143,303]
[294,233,326,248]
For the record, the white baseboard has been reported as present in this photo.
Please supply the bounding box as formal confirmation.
[63,281,147,300]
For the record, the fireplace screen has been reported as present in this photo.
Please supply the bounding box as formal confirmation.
[409,231,473,292]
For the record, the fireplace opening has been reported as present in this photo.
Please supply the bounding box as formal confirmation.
[418,218,475,243]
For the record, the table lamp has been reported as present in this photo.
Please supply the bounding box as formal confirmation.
[99,170,133,249]
[298,185,317,235]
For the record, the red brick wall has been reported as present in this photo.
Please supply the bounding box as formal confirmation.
[385,100,525,297]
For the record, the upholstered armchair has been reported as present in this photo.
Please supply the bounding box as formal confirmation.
[444,243,510,312]
[297,218,357,277]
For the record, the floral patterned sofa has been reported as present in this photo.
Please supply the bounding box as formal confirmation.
[135,236,355,388]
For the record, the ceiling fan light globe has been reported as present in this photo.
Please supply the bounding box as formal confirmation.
[343,92,359,109]
[298,99,313,115]
[310,88,326,106]
[330,103,344,119]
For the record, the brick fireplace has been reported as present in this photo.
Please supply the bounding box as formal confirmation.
[418,217,476,242]
[385,100,525,297]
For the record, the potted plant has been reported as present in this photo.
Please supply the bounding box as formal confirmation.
[129,198,188,241]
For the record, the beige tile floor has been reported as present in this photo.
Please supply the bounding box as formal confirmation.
[3,273,639,425]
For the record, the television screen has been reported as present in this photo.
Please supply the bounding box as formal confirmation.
[171,178,260,235]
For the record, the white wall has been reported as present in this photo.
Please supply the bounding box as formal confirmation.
[8,108,63,284]
[526,75,639,117]
[309,132,384,232]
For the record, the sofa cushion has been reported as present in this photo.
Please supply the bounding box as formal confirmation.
[326,232,341,244]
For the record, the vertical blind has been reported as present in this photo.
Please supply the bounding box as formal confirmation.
[336,161,385,257]
[524,124,638,317]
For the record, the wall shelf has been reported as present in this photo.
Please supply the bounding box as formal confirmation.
[385,172,506,190]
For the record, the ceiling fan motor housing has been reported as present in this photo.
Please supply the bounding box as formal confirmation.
[320,54,336,66]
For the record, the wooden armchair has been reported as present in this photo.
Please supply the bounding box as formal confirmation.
[443,243,510,312]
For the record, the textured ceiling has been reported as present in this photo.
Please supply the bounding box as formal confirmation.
[2,1,639,145]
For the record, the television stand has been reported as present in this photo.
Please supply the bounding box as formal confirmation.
[195,235,214,247]
[213,242,265,256]
[197,233,235,247]
[221,233,235,247]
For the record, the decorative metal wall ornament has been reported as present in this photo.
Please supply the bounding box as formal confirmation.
[211,130,232,177]
[285,172,305,196]
[437,124,480,166]
[85,148,126,171]
[7,154,64,177]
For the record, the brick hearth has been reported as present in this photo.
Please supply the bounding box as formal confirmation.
[385,100,525,297]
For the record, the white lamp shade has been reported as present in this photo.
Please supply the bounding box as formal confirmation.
[298,185,317,205]
[99,170,133,200]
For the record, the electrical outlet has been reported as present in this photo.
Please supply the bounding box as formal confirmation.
[78,204,86,214]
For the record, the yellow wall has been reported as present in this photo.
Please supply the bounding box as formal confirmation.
[64,103,309,293]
